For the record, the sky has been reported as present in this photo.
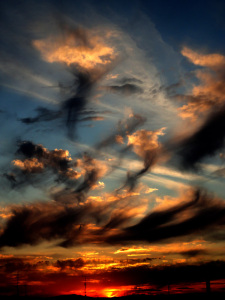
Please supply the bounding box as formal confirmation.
[1,0,225,297]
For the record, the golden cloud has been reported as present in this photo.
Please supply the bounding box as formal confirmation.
[179,47,225,120]
[127,127,166,158]
[181,47,225,68]
[13,158,44,173]
[33,28,116,70]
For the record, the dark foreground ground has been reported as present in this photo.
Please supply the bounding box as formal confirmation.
[2,293,225,300]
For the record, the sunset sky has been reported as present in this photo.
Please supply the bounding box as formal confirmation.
[1,0,225,297]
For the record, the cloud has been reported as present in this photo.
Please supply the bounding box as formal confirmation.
[96,114,146,150]
[33,26,116,69]
[2,141,83,193]
[0,256,50,274]
[0,185,149,248]
[118,77,143,85]
[74,153,108,200]
[181,47,225,68]
[115,135,124,144]
[173,105,225,170]
[1,188,225,249]
[0,201,100,248]
[32,22,125,139]
[1,255,225,296]
[118,128,166,191]
[179,249,207,258]
[80,116,105,122]
[20,107,62,124]
[102,260,225,287]
[13,158,44,173]
[104,74,144,97]
[106,189,225,245]
[106,83,143,95]
[61,70,96,139]
[177,48,225,120]
[55,258,85,270]
[22,23,120,139]
[6,141,112,201]
[14,141,72,175]
[0,195,131,248]
[127,128,166,160]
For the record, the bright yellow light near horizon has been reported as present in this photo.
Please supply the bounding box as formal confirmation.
[103,288,120,298]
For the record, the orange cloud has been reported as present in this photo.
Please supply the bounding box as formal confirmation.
[12,158,44,173]
[181,47,225,68]
[115,135,124,144]
[64,168,82,180]
[178,47,225,120]
[33,28,116,70]
[11,143,84,182]
[91,181,105,190]
[128,128,166,152]
[77,154,108,183]
[50,149,71,160]
[127,127,166,160]
[114,247,152,255]
[0,207,14,220]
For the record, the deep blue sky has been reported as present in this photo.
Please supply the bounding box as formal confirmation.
[77,0,225,52]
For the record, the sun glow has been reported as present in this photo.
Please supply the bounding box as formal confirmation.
[103,288,126,298]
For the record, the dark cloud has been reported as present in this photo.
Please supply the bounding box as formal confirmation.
[19,68,98,139]
[55,258,85,270]
[14,141,72,175]
[62,70,93,139]
[0,202,101,248]
[0,256,85,274]
[118,77,143,85]
[0,192,135,248]
[20,106,110,128]
[174,106,225,170]
[0,257,49,273]
[2,188,225,249]
[179,249,207,258]
[20,107,62,124]
[80,109,112,115]
[4,136,123,201]
[119,148,158,192]
[106,189,225,245]
[105,260,225,286]
[107,83,143,95]
[17,141,45,159]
